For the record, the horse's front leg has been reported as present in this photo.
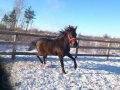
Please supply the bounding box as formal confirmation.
[59,56,66,74]
[67,53,77,69]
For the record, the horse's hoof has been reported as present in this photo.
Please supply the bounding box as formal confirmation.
[74,66,77,70]
[44,62,46,64]
[41,62,43,64]
[74,64,77,70]
[64,72,67,74]
[63,71,67,74]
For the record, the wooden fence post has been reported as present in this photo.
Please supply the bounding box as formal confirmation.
[75,40,80,58]
[12,34,18,59]
[106,42,111,60]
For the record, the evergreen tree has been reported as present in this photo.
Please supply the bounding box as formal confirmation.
[9,9,17,29]
[24,6,35,31]
[1,14,9,29]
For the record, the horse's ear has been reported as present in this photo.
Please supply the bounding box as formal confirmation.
[69,25,70,28]
[75,26,77,30]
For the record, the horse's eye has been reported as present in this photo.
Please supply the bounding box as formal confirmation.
[72,33,76,37]
[74,33,76,36]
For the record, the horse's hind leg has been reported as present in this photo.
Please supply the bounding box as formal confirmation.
[43,56,47,64]
[36,41,43,64]
[59,56,66,74]
[36,55,43,64]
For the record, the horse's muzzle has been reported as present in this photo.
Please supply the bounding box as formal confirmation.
[71,40,78,47]
[74,41,78,47]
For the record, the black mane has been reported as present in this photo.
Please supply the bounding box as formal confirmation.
[59,25,76,37]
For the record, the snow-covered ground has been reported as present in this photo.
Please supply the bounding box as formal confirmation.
[0,44,120,90]
[1,55,120,90]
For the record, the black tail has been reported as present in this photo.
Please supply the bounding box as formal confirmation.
[28,41,36,51]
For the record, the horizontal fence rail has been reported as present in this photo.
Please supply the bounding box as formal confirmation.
[0,30,120,60]
[0,30,57,38]
[78,38,120,44]
[0,52,120,57]
[78,46,120,50]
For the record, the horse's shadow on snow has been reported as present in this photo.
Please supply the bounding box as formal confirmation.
[1,56,120,75]
[78,56,120,62]
[81,64,120,75]
[78,57,120,75]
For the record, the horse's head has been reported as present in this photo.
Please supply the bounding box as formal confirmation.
[66,25,78,47]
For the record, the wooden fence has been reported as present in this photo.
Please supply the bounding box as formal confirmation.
[1,30,120,60]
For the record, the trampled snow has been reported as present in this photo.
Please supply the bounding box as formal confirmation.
[2,56,120,90]
[0,44,120,90]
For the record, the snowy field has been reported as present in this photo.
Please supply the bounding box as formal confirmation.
[0,44,120,90]
[1,55,120,90]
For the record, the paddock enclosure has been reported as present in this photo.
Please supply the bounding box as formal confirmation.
[1,30,120,60]
[0,30,120,90]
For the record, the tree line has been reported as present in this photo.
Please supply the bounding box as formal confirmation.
[0,0,35,32]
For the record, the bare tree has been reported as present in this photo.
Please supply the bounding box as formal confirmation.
[0,9,6,24]
[13,0,25,28]
[0,9,4,20]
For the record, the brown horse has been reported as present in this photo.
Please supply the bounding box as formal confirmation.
[28,25,78,74]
